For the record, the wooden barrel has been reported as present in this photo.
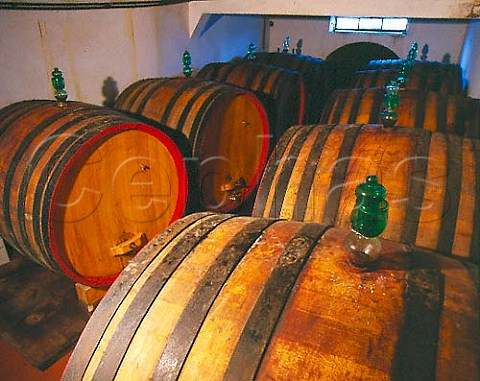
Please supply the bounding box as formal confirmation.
[252,124,480,262]
[63,212,479,380]
[320,88,480,139]
[0,100,189,287]
[251,52,335,124]
[114,77,270,213]
[352,67,462,95]
[255,52,325,71]
[365,59,464,95]
[368,58,463,75]
[195,61,305,140]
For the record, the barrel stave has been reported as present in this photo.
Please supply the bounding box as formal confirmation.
[0,100,189,286]
[320,88,480,139]
[63,214,479,380]
[253,124,479,262]
[115,77,270,213]
[196,61,305,140]
[353,66,462,95]
[1,101,98,268]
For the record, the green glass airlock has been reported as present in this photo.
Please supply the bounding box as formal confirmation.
[398,41,418,87]
[247,43,257,60]
[350,175,388,238]
[182,50,192,78]
[344,175,389,268]
[51,67,68,102]
[407,41,419,63]
[282,36,290,53]
[381,80,400,128]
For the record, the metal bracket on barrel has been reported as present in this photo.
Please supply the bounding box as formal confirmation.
[110,232,148,257]
[221,176,249,204]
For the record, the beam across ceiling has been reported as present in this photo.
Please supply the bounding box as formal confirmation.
[188,0,480,36]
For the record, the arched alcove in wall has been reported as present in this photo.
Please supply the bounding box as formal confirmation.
[326,42,399,88]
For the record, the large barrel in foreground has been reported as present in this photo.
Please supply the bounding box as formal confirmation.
[253,124,480,262]
[63,212,479,380]
[0,100,188,287]
[195,61,305,140]
[114,77,270,213]
[320,88,480,138]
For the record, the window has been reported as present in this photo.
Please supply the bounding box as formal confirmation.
[329,16,408,35]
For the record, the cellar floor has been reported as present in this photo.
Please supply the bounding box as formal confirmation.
[0,256,89,380]
[0,338,69,381]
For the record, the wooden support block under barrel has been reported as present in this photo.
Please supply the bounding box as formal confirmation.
[0,100,190,287]
[63,212,479,380]
[320,88,480,139]
[75,283,108,314]
[0,237,9,266]
[252,124,480,263]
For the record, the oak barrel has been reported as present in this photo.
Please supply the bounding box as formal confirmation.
[114,77,270,213]
[252,124,480,262]
[255,52,326,72]
[253,52,335,123]
[320,88,480,138]
[0,100,189,287]
[63,212,479,380]
[362,59,464,95]
[367,59,463,77]
[352,67,462,95]
[195,61,305,139]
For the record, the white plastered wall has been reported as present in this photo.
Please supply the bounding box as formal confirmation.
[0,5,264,109]
[460,19,480,98]
[266,17,469,64]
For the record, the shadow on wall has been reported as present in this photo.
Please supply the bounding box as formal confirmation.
[102,77,119,108]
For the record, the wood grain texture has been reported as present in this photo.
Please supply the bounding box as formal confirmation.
[61,212,217,381]
[353,67,463,96]
[152,217,276,380]
[177,219,306,381]
[196,61,305,140]
[252,124,480,262]
[0,100,188,287]
[366,59,464,95]
[115,77,270,213]
[320,88,480,139]
[63,215,479,381]
[253,52,335,124]
[252,125,303,217]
